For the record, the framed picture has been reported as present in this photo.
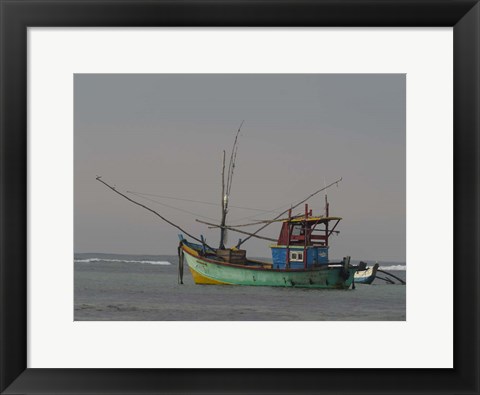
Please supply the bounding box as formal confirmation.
[1,0,478,394]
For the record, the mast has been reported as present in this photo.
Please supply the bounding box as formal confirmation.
[219,121,244,249]
[219,150,227,249]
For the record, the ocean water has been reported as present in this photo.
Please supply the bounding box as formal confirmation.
[74,253,406,321]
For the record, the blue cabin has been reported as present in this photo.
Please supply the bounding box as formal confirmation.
[270,203,342,270]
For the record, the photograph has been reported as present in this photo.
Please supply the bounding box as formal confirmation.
[74,73,406,321]
[3,0,478,391]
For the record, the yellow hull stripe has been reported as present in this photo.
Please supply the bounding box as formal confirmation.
[188,266,232,285]
[182,244,199,257]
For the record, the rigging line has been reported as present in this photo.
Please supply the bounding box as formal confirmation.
[236,177,342,248]
[196,219,277,242]
[228,213,304,228]
[127,192,219,222]
[125,191,273,213]
[229,202,297,222]
[96,176,215,250]
[230,178,341,222]
[127,191,218,207]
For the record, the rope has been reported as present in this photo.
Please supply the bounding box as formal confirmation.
[126,191,273,213]
[177,244,184,285]
[127,192,219,221]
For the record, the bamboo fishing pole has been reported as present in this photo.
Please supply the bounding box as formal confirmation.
[219,150,227,249]
[226,120,244,197]
[219,120,244,249]
[96,176,216,251]
[196,219,277,242]
[226,213,305,228]
[236,177,343,248]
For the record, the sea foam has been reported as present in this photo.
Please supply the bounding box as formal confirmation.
[74,258,171,265]
[379,265,406,271]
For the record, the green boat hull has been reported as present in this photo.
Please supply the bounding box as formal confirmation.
[182,247,356,289]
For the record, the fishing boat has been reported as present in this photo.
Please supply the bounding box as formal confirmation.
[97,122,360,289]
[354,262,379,284]
[178,204,357,289]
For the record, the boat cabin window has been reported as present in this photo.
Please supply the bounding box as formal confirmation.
[291,224,304,236]
[290,251,304,262]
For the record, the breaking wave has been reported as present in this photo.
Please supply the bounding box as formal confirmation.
[379,265,406,271]
[74,258,171,265]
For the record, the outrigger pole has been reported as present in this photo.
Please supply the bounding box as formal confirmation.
[375,275,395,284]
[96,176,216,251]
[377,268,406,285]
[235,177,343,248]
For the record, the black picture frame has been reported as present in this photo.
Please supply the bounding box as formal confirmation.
[1,1,479,394]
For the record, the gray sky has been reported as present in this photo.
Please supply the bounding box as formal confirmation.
[74,74,405,261]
